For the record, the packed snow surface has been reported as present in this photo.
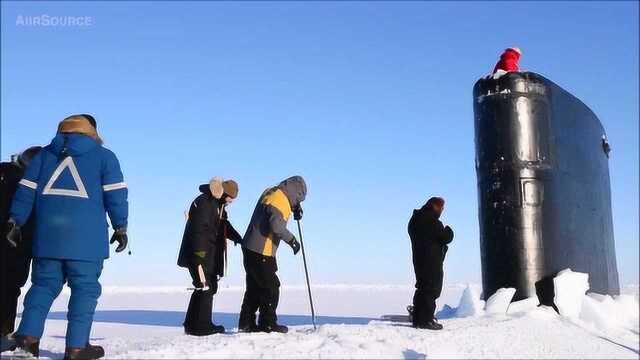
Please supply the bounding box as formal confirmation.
[4,282,639,359]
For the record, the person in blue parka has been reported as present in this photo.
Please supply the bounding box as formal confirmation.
[5,114,129,360]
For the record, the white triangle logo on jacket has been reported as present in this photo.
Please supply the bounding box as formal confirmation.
[42,157,89,199]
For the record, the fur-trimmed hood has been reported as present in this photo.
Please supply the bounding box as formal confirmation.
[58,115,102,144]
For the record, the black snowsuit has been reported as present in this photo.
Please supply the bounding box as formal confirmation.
[408,206,453,325]
[0,162,34,336]
[177,185,242,334]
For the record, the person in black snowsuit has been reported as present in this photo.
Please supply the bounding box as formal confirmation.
[0,146,41,352]
[408,197,453,330]
[177,178,242,336]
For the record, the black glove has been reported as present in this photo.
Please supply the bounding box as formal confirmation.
[287,236,301,255]
[444,225,454,239]
[293,205,303,221]
[110,227,128,253]
[6,218,22,248]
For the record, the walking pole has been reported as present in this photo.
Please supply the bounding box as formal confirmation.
[296,219,317,330]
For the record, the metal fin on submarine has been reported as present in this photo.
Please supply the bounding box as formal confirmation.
[473,72,619,302]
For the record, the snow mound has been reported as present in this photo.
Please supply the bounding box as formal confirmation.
[484,288,516,315]
[580,295,615,330]
[507,296,540,315]
[614,294,640,321]
[455,285,485,317]
[553,269,589,318]
[580,293,640,331]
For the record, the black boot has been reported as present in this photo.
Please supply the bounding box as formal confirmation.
[184,324,225,336]
[259,323,288,334]
[411,305,424,328]
[415,320,443,331]
[64,343,105,360]
[14,335,39,358]
[1,333,17,352]
[211,324,225,334]
[238,323,259,333]
[238,310,259,333]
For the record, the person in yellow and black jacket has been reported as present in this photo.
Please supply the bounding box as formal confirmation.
[239,176,306,334]
[177,177,242,336]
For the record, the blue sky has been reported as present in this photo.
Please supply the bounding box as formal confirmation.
[1,1,638,287]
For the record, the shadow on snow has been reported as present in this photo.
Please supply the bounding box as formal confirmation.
[45,310,376,329]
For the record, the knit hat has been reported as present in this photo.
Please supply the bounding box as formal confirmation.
[222,180,239,199]
[58,114,102,144]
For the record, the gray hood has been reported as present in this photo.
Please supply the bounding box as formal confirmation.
[278,176,307,208]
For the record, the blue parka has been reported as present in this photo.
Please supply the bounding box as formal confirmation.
[10,133,128,261]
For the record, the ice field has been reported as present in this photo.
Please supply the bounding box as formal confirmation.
[5,279,639,359]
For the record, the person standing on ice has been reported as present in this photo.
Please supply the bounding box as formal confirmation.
[493,47,521,76]
[177,177,242,336]
[408,197,453,330]
[0,146,41,353]
[6,114,128,359]
[238,176,306,334]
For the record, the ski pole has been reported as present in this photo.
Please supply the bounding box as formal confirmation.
[296,219,316,330]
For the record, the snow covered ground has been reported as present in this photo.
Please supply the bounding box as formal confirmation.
[5,283,639,359]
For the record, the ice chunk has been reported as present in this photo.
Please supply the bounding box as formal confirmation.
[435,304,457,320]
[553,269,589,318]
[485,288,516,314]
[580,295,614,330]
[456,285,485,317]
[589,293,621,323]
[507,296,539,314]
